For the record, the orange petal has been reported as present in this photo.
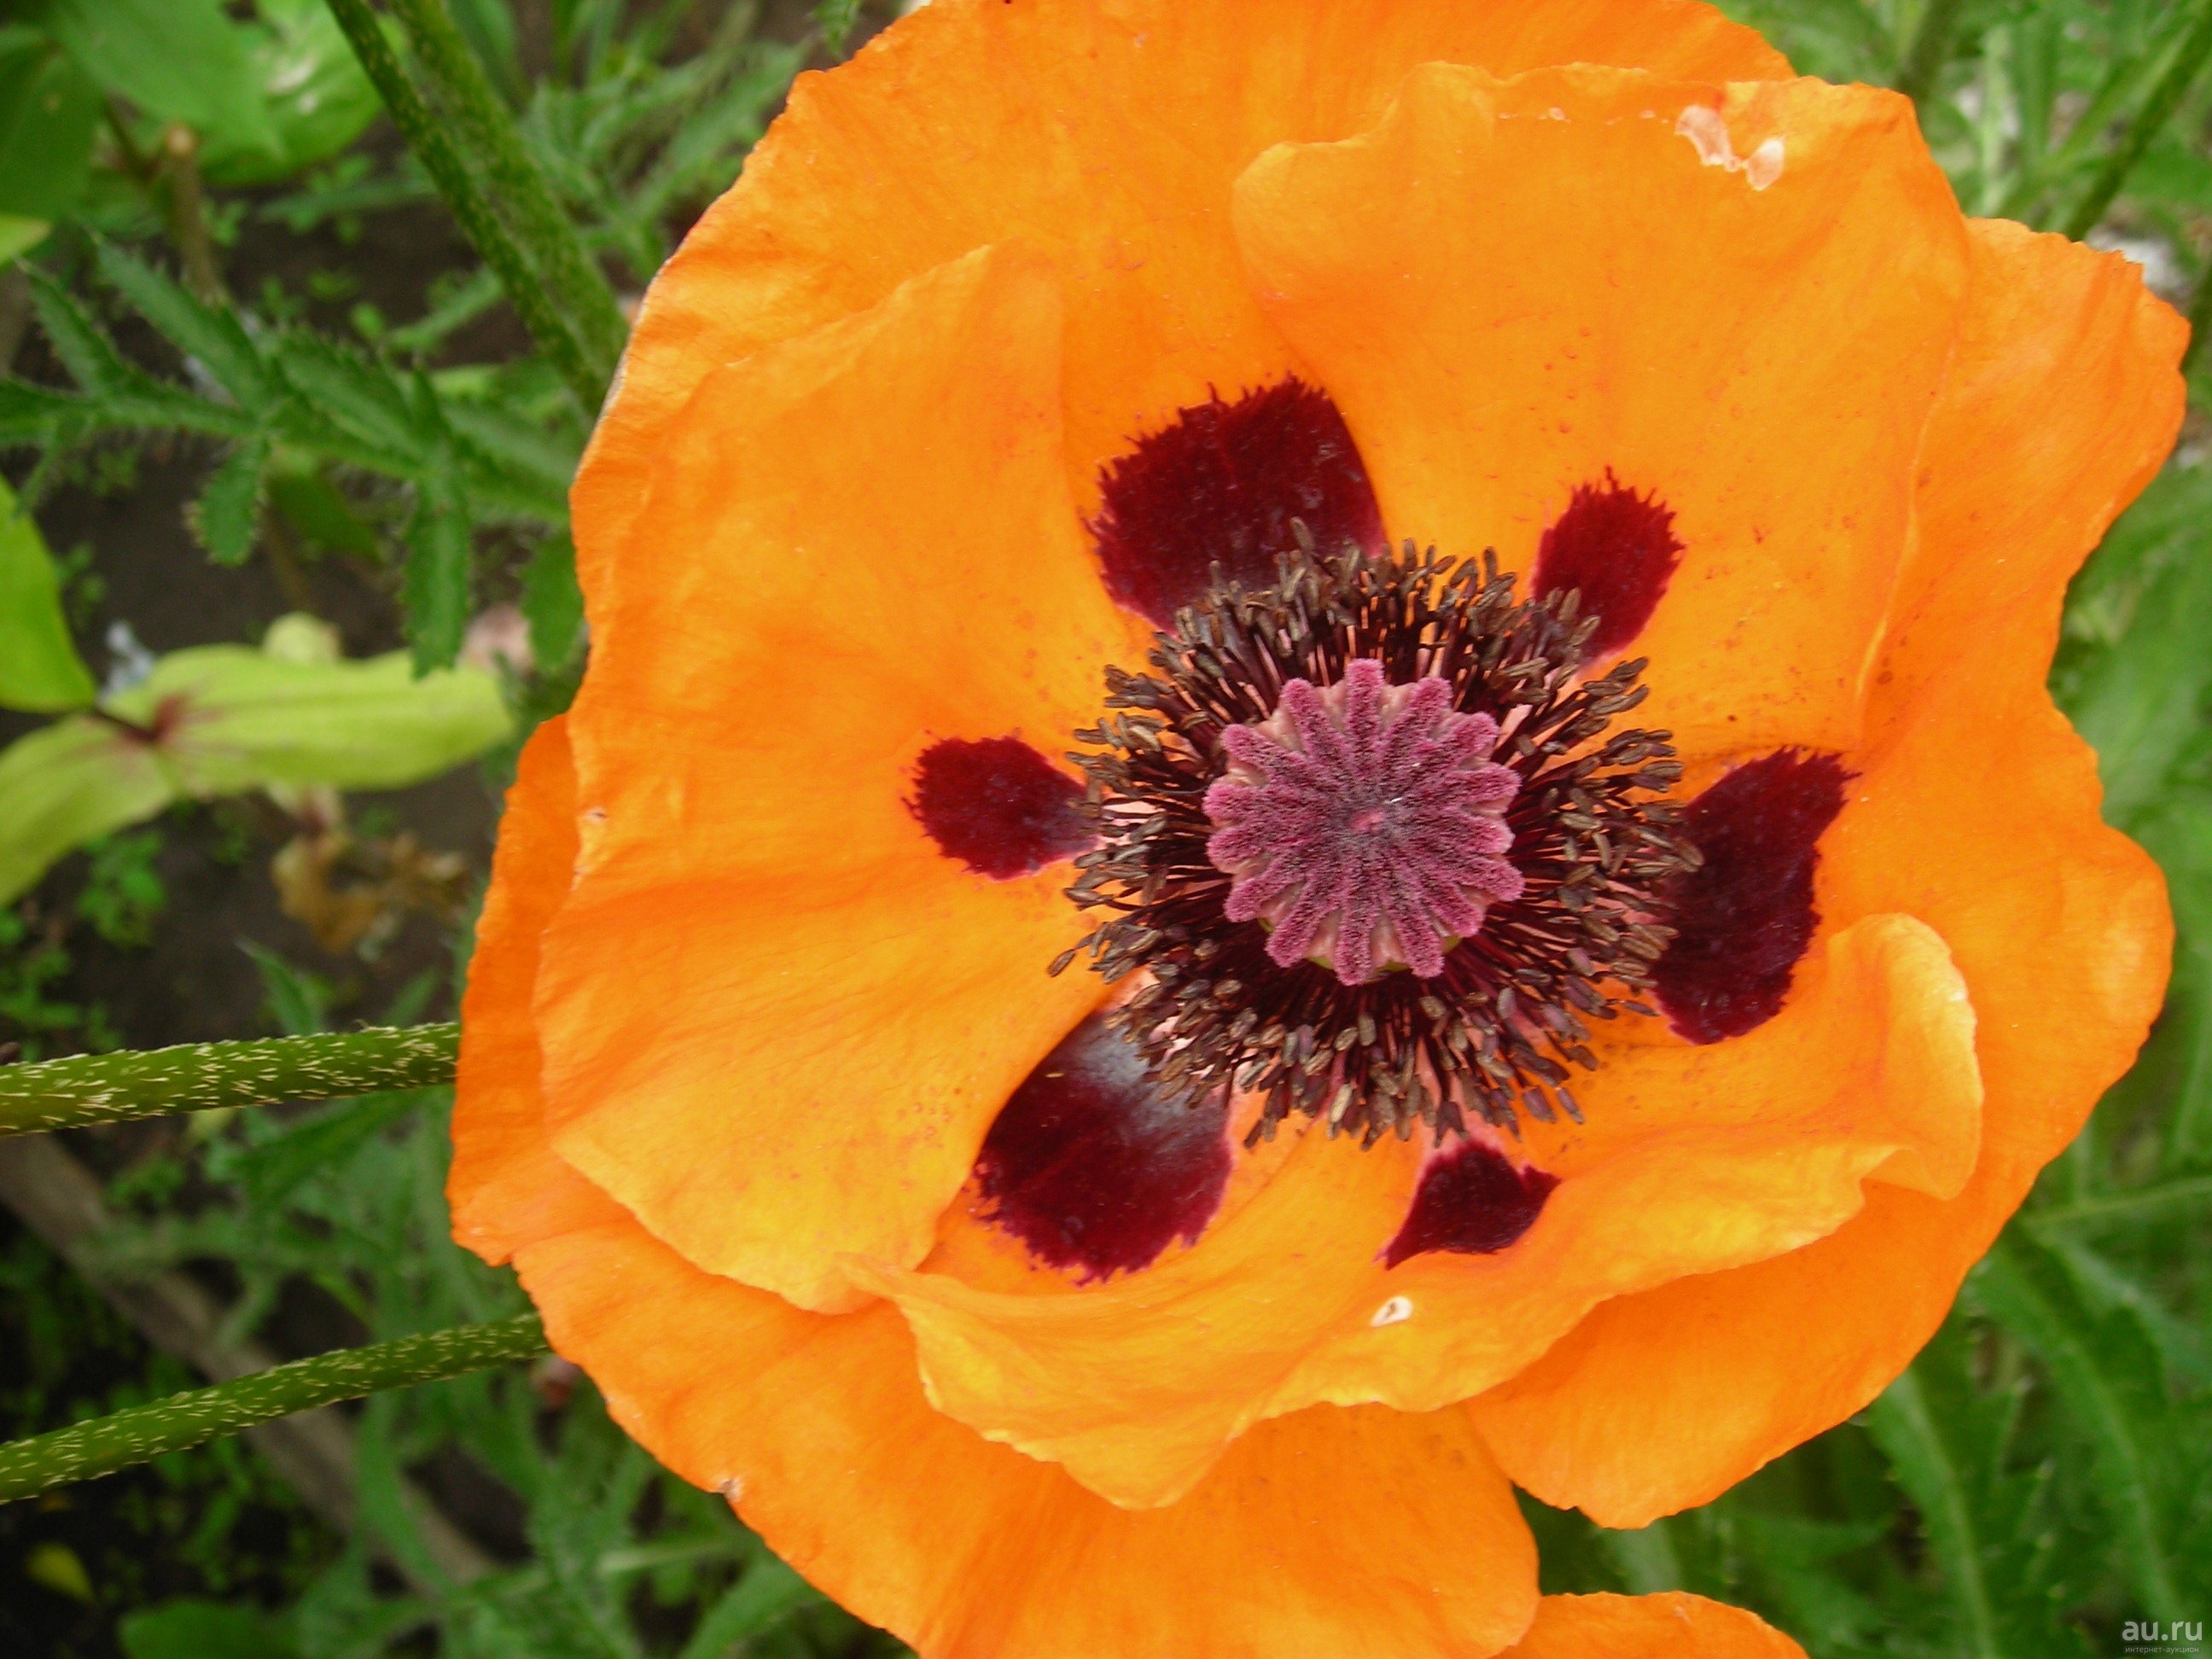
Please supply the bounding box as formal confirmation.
[1232,63,1969,758]
[536,247,1132,1312]
[452,743,1539,1658]
[448,716,609,1262]
[1502,1594,1807,1659]
[1467,233,2177,1518]
[1873,218,2187,725]
[576,0,1787,593]
[857,910,1978,1508]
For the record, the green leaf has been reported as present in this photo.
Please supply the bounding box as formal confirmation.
[1866,1317,2084,1658]
[41,0,283,166]
[813,0,864,55]
[95,241,280,413]
[266,454,379,559]
[0,473,96,712]
[2056,463,2212,826]
[99,640,511,799]
[190,439,269,567]
[0,714,178,906]
[676,1559,818,1659]
[120,1598,295,1659]
[403,491,473,673]
[521,536,585,670]
[0,213,47,263]
[221,0,380,184]
[1972,1234,2190,1614]
[0,29,99,221]
[271,332,433,467]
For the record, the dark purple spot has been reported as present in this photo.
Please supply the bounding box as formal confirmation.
[909,736,1090,879]
[1383,1139,1557,1266]
[975,1013,1233,1280]
[1533,470,1685,661]
[1652,750,1853,1045]
[1091,376,1385,626]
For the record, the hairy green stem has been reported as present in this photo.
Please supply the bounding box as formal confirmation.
[0,1317,545,1502]
[323,0,606,411]
[0,1025,459,1137]
[2064,0,2212,240]
[385,0,628,385]
[1895,0,1969,110]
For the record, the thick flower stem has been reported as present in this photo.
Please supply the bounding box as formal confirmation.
[0,1025,459,1137]
[0,1317,546,1503]
[382,0,630,385]
[2063,0,2212,241]
[323,0,608,411]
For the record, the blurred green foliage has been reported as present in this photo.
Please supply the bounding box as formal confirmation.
[0,0,2209,1655]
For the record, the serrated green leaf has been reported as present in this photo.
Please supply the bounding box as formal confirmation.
[1867,1317,2086,1658]
[43,0,283,166]
[1974,1235,2187,1615]
[190,439,269,567]
[403,492,473,674]
[26,264,140,399]
[98,640,509,798]
[0,376,84,445]
[266,454,380,559]
[272,333,433,466]
[95,241,280,412]
[0,713,178,905]
[0,473,96,712]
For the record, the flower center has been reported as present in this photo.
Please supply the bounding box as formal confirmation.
[1204,659,1524,985]
[1054,538,1697,1144]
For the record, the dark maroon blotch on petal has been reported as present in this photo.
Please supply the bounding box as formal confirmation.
[1383,1139,1558,1267]
[1533,469,1685,661]
[975,1013,1234,1280]
[909,736,1091,879]
[1652,749,1853,1045]
[1091,376,1385,626]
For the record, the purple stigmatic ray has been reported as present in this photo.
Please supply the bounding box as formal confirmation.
[1383,1138,1558,1266]
[909,736,1091,879]
[1204,659,1524,986]
[975,1013,1234,1280]
[1653,749,1853,1045]
[1533,470,1685,662]
[1091,377,1386,626]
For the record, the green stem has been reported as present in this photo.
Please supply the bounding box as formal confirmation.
[2029,1173,2212,1231]
[0,1317,545,1502]
[2063,0,2212,240]
[1896,0,1969,110]
[385,0,628,386]
[322,0,605,412]
[0,1024,458,1137]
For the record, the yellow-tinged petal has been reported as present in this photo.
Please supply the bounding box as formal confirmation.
[859,912,1979,1507]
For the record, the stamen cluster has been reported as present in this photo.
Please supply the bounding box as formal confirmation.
[1054,538,1698,1144]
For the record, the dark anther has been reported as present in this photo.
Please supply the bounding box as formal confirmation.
[1056,535,1696,1146]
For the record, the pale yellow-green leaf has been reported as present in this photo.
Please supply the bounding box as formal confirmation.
[100,645,512,798]
[0,476,98,713]
[0,214,50,265]
[0,716,178,905]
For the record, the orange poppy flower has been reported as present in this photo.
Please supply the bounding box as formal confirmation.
[449,0,2184,1651]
